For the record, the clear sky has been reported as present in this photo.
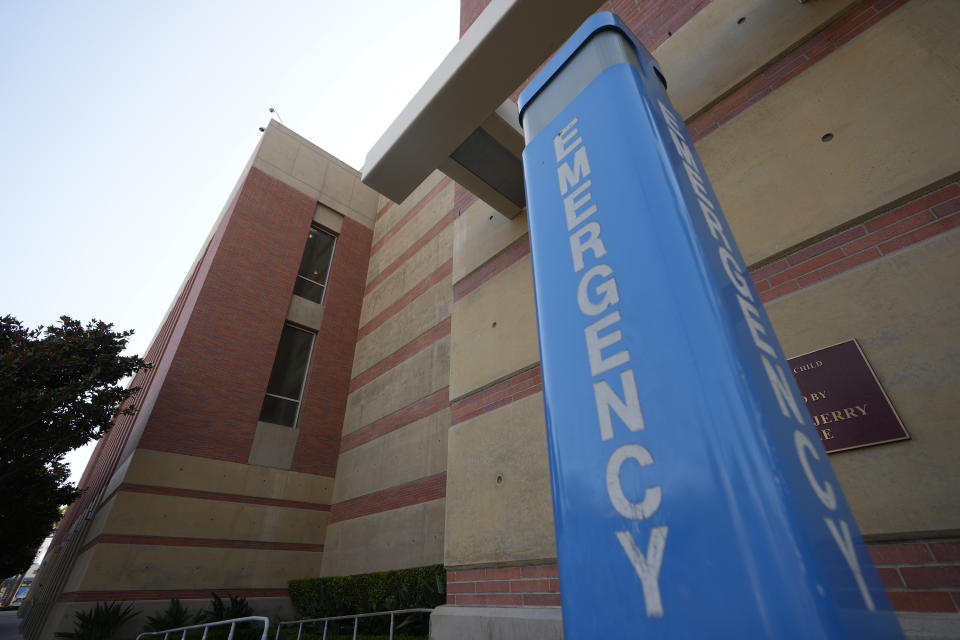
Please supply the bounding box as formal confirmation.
[0,1,459,484]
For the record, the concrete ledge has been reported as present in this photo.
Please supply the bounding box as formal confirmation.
[430,605,562,640]
[899,612,960,640]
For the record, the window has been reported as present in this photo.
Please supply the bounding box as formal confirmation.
[293,226,336,304]
[259,323,314,427]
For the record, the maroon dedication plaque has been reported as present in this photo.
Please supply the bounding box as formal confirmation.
[788,339,909,453]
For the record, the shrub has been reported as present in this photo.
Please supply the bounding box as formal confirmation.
[202,592,254,622]
[288,564,444,635]
[143,598,203,632]
[200,593,260,640]
[54,601,139,640]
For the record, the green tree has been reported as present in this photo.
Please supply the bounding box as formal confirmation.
[0,315,148,576]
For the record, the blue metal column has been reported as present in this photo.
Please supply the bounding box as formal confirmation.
[517,13,903,638]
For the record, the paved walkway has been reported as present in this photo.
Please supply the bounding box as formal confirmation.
[0,611,22,640]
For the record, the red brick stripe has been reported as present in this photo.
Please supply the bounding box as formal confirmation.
[445,537,960,612]
[60,588,288,603]
[901,567,960,589]
[463,0,714,47]
[79,534,323,556]
[613,0,715,51]
[867,537,960,613]
[448,186,957,418]
[55,220,215,543]
[507,0,714,103]
[451,365,541,425]
[341,387,450,453]
[870,542,934,565]
[328,473,446,523]
[453,234,530,302]
[930,542,960,562]
[350,318,451,393]
[886,592,957,613]
[752,180,960,302]
[446,563,560,607]
[454,182,479,215]
[109,483,330,512]
[371,178,451,257]
[377,200,393,221]
[688,0,910,141]
[460,0,492,36]
[365,182,476,296]
[357,259,453,341]
[367,210,455,294]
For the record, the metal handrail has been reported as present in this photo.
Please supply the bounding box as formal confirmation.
[275,608,433,640]
[136,615,270,640]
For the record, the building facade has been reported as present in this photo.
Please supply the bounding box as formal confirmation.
[24,0,960,638]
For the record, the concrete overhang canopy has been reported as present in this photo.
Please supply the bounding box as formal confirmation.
[361,0,603,218]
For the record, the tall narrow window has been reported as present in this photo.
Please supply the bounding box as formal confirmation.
[293,226,336,304]
[259,324,314,427]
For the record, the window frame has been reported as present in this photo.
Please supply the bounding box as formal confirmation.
[294,225,337,305]
[259,322,316,428]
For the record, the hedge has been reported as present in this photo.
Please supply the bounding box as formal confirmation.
[288,564,445,620]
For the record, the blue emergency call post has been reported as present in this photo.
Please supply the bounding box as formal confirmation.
[518,13,903,639]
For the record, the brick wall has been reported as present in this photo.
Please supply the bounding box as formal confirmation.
[460,0,492,37]
[446,546,960,614]
[605,0,712,51]
[450,365,541,425]
[138,167,317,463]
[340,388,449,453]
[329,473,447,523]
[446,564,560,607]
[688,0,910,140]
[753,179,960,303]
[293,216,372,476]
[53,197,220,546]
[871,539,960,613]
[452,233,528,302]
[448,181,960,426]
[59,163,372,542]
[460,1,711,51]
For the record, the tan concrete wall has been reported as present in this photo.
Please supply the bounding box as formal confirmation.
[66,451,331,594]
[254,122,379,229]
[286,294,325,332]
[323,164,454,577]
[62,548,95,595]
[767,229,960,537]
[353,279,451,376]
[445,394,555,567]
[91,491,329,544]
[342,337,450,435]
[373,171,447,246]
[321,499,445,576]
[248,421,299,469]
[314,202,344,233]
[377,194,392,216]
[367,182,454,283]
[63,544,322,592]
[102,452,134,500]
[453,199,529,284]
[439,2,960,582]
[698,0,960,264]
[121,449,334,506]
[333,409,449,504]
[82,494,117,546]
[450,255,539,400]
[358,224,453,327]
[656,0,856,119]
